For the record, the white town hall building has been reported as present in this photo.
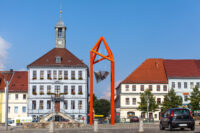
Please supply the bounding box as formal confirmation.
[27,13,88,123]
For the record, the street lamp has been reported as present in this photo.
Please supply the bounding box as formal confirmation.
[1,69,15,131]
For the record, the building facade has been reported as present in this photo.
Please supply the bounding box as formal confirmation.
[115,59,200,122]
[0,71,28,123]
[164,59,200,106]
[27,15,88,124]
[115,59,168,122]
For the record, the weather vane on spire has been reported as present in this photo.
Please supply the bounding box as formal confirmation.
[59,0,63,21]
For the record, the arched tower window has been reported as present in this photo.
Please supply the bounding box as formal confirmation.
[58,28,63,38]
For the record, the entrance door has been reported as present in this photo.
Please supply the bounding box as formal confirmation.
[55,101,60,112]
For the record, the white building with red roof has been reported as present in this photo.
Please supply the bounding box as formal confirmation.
[0,70,28,123]
[115,59,169,122]
[27,14,88,123]
[115,58,200,122]
[164,59,200,106]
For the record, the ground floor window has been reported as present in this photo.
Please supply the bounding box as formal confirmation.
[149,113,153,119]
[22,106,26,113]
[154,114,157,119]
[141,112,145,118]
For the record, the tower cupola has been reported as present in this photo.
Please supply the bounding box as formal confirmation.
[55,10,66,48]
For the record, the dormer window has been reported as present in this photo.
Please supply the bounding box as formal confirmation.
[56,56,62,63]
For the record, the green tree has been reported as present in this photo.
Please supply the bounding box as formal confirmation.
[137,89,159,112]
[93,94,98,102]
[188,87,200,111]
[161,88,182,113]
[94,99,110,117]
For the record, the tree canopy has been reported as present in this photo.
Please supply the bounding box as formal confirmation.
[137,89,159,113]
[161,88,182,113]
[94,99,110,117]
[188,86,200,111]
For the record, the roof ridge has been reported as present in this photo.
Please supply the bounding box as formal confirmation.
[27,48,88,68]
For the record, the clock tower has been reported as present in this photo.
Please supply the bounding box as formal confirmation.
[55,10,66,48]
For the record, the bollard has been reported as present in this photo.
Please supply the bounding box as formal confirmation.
[94,119,98,132]
[49,120,55,133]
[138,118,144,133]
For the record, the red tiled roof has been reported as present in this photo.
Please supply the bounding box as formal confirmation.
[0,71,28,92]
[27,48,88,68]
[164,59,200,78]
[122,59,168,84]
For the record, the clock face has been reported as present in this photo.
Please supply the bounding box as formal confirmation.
[58,40,62,45]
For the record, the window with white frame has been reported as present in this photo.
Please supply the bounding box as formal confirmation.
[22,106,26,113]
[63,100,67,109]
[64,71,68,80]
[172,82,175,89]
[184,82,187,89]
[140,85,144,91]
[125,85,129,91]
[64,86,68,94]
[56,56,62,63]
[39,100,43,110]
[40,85,44,95]
[149,85,152,91]
[126,98,130,105]
[14,106,18,113]
[47,85,51,94]
[157,98,161,104]
[196,82,200,88]
[78,86,83,95]
[71,71,75,80]
[47,101,51,109]
[40,70,44,80]
[78,100,82,109]
[47,70,52,79]
[163,85,167,91]
[132,98,136,105]
[178,82,181,89]
[53,70,57,79]
[71,86,75,95]
[32,101,36,110]
[33,71,37,80]
[132,85,136,91]
[58,71,62,80]
[23,94,26,100]
[55,85,60,94]
[78,71,83,80]
[15,94,18,100]
[157,85,160,91]
[190,82,194,89]
[32,85,37,95]
[71,100,75,109]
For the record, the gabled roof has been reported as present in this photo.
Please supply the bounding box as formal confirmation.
[0,71,28,92]
[27,48,88,68]
[164,59,200,78]
[122,59,168,84]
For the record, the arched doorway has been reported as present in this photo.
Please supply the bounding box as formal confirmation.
[127,112,135,118]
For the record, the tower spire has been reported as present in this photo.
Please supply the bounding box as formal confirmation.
[55,0,66,48]
[59,0,62,21]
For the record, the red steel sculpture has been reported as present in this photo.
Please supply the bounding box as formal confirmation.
[90,36,115,125]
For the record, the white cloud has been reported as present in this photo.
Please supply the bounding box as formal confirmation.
[100,80,121,100]
[0,36,10,70]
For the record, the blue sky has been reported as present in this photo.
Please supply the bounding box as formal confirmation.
[1,0,200,98]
